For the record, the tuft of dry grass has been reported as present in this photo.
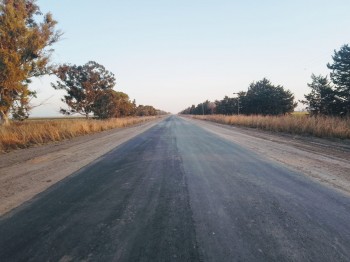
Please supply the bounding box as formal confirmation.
[190,114,350,139]
[0,116,158,152]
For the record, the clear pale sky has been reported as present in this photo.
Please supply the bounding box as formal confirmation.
[30,0,350,116]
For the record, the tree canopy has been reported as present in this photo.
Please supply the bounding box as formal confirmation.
[92,90,136,119]
[241,78,296,115]
[215,96,239,115]
[52,61,116,118]
[52,61,166,119]
[180,79,297,116]
[327,44,350,115]
[0,0,61,125]
[301,74,340,116]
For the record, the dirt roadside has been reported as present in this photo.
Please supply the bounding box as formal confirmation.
[0,118,164,216]
[183,117,350,196]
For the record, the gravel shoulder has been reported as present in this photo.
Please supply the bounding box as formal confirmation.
[182,116,350,196]
[0,118,164,216]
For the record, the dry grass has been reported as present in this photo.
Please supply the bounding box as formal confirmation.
[190,114,350,139]
[0,116,158,152]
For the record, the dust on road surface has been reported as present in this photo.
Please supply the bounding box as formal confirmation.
[1,115,349,215]
[0,118,163,215]
[183,116,350,195]
[1,116,350,261]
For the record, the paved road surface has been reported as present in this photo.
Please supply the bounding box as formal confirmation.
[1,116,350,261]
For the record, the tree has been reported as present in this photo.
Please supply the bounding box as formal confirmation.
[241,78,297,115]
[327,44,350,115]
[215,96,239,115]
[207,101,216,114]
[10,89,36,121]
[301,74,339,116]
[52,61,116,118]
[92,90,118,119]
[135,105,157,116]
[113,91,135,117]
[92,90,135,119]
[0,0,61,125]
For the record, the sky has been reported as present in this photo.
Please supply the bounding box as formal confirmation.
[30,0,350,116]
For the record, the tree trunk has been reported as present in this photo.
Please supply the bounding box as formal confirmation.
[0,110,10,126]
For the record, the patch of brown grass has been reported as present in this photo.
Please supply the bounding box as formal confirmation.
[190,114,350,139]
[0,116,158,152]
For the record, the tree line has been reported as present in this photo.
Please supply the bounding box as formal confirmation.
[52,61,167,119]
[0,0,165,126]
[181,78,297,115]
[1,1,349,125]
[181,44,350,117]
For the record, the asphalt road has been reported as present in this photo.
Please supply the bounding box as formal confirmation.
[1,116,350,262]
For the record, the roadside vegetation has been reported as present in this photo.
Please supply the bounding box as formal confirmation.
[190,114,350,139]
[0,0,168,153]
[1,1,349,143]
[0,116,159,152]
[181,45,350,118]
[0,1,167,126]
[181,44,350,139]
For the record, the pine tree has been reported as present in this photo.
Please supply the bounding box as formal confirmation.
[327,44,350,115]
[301,74,339,116]
[241,78,297,115]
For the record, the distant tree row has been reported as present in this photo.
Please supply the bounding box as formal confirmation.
[182,44,350,117]
[52,61,166,119]
[0,0,166,125]
[181,78,297,115]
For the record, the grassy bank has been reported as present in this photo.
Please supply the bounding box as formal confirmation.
[0,116,158,152]
[189,115,350,139]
